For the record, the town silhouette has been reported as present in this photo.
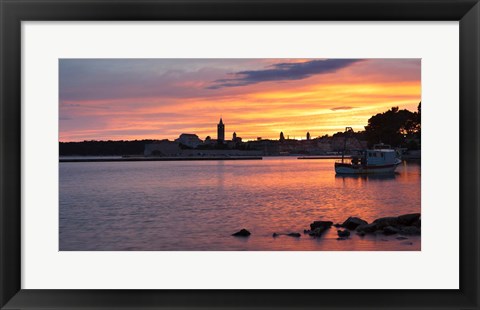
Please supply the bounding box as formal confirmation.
[60,104,420,158]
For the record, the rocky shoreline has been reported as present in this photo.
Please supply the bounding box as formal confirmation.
[232,213,421,240]
[305,213,421,240]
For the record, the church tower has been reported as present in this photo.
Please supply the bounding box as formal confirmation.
[217,118,225,143]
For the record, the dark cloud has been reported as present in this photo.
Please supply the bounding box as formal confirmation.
[208,59,362,89]
[331,106,353,111]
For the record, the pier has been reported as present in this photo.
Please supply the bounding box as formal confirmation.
[297,155,352,160]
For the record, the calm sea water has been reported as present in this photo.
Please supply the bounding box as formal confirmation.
[59,157,421,251]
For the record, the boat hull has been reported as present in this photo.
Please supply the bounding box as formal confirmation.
[335,161,401,174]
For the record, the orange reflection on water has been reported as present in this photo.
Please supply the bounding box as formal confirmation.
[60,158,420,251]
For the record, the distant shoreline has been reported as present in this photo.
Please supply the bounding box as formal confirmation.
[59,156,263,163]
[298,156,352,160]
[59,154,422,163]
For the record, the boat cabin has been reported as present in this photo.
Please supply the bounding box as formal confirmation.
[349,145,398,166]
[364,149,397,166]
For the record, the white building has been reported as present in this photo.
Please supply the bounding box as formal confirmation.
[175,133,203,148]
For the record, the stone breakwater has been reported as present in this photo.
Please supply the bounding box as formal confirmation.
[231,213,421,240]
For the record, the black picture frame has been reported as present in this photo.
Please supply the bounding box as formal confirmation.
[1,0,479,309]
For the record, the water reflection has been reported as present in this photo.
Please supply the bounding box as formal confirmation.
[60,157,421,251]
[335,173,398,181]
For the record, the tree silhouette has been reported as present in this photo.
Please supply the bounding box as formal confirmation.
[364,105,420,147]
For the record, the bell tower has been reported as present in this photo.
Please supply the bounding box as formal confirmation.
[217,118,225,143]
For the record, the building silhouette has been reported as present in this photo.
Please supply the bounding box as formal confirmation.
[175,133,203,148]
[217,118,225,143]
[279,131,285,142]
[307,132,311,140]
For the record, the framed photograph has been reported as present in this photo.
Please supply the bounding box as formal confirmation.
[1,0,479,309]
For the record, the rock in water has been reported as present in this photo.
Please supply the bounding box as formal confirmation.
[232,229,251,237]
[310,227,327,237]
[308,221,333,236]
[287,232,301,238]
[383,226,399,235]
[412,219,421,228]
[310,221,333,230]
[373,217,399,229]
[337,230,350,238]
[399,226,421,235]
[342,217,368,230]
[397,213,421,226]
[273,232,301,238]
[356,223,378,233]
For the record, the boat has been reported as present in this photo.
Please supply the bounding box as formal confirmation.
[334,127,401,174]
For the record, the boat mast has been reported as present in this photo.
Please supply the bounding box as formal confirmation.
[342,127,353,163]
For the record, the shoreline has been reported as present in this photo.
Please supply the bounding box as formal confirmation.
[298,155,352,159]
[59,155,421,163]
[59,156,263,162]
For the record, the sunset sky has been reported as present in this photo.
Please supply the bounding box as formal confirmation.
[59,58,421,142]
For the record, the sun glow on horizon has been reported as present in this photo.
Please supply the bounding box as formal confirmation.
[59,59,421,142]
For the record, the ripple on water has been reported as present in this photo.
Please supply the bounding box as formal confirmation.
[59,158,421,251]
